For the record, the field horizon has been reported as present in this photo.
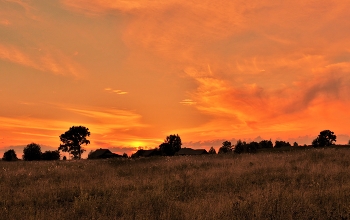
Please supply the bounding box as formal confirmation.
[2,147,350,219]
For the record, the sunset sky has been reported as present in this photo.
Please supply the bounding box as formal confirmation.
[1,0,350,157]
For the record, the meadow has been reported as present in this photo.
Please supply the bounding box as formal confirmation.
[1,147,350,219]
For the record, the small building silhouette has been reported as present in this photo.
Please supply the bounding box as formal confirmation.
[175,148,208,156]
[131,149,160,158]
[88,149,122,159]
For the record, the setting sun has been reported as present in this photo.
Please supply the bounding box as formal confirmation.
[130,141,146,148]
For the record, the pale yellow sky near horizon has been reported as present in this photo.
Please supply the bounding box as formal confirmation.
[1,0,350,156]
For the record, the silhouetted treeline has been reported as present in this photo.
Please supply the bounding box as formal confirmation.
[1,129,347,161]
[2,143,60,161]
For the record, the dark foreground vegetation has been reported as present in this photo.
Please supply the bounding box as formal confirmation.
[2,147,350,219]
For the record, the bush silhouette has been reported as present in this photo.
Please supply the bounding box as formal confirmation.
[41,150,60,160]
[218,141,232,154]
[23,143,42,161]
[208,147,216,154]
[246,141,258,153]
[2,149,18,161]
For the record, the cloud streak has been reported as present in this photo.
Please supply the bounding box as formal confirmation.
[0,103,152,153]
[104,88,128,95]
[0,44,83,77]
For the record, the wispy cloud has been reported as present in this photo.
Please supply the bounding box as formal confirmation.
[2,0,40,22]
[180,99,196,105]
[62,107,145,129]
[104,88,128,95]
[0,116,68,131]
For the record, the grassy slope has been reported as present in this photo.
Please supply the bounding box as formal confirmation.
[1,148,350,219]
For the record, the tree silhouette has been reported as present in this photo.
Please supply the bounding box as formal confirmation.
[41,150,60,160]
[23,143,42,161]
[259,140,273,149]
[312,130,336,147]
[246,141,258,153]
[2,149,18,161]
[159,134,182,156]
[234,140,246,154]
[275,141,291,148]
[208,147,216,154]
[218,141,232,154]
[58,126,90,159]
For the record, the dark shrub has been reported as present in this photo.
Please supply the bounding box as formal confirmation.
[41,150,60,160]
[2,149,18,161]
[208,147,216,154]
[218,141,232,154]
[23,143,42,161]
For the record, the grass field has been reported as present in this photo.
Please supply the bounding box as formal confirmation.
[2,147,350,219]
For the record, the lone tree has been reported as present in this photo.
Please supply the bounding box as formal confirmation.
[218,141,232,154]
[159,134,182,156]
[59,126,90,159]
[312,130,336,147]
[23,143,42,161]
[2,149,18,161]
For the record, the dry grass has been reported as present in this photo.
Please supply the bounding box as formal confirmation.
[2,148,350,219]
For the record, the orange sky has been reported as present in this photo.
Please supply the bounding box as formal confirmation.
[1,0,350,157]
